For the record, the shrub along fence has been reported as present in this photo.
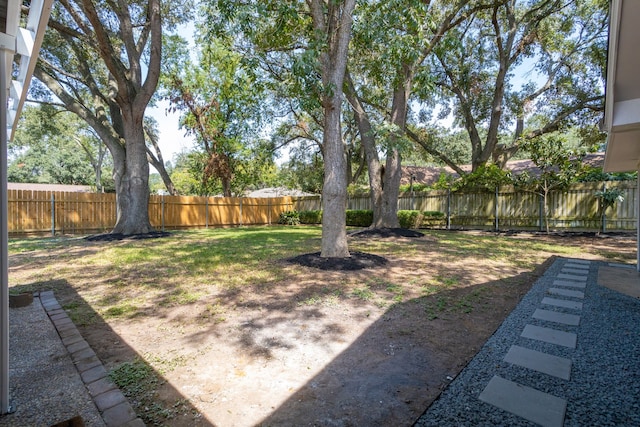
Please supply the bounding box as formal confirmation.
[6,180,638,236]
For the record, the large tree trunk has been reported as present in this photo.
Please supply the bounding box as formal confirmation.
[379,64,412,228]
[380,149,401,228]
[112,112,153,234]
[321,101,350,257]
[344,71,384,227]
[311,0,356,258]
[35,0,163,234]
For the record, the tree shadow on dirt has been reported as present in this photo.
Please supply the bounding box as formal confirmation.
[171,249,551,426]
[252,264,550,427]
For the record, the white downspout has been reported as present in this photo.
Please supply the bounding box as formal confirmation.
[0,45,12,415]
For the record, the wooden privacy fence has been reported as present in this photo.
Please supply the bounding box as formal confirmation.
[148,195,295,230]
[7,190,116,235]
[6,180,638,235]
[7,190,297,235]
[346,181,638,232]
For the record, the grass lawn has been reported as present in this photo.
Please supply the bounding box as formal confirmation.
[8,226,636,426]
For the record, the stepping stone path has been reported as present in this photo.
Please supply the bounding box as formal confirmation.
[478,258,590,427]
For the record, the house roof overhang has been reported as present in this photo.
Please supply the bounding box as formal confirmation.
[604,0,640,172]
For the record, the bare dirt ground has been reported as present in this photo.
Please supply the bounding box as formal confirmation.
[8,229,636,426]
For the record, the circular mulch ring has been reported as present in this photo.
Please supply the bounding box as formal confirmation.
[84,231,172,242]
[349,227,424,239]
[286,251,388,271]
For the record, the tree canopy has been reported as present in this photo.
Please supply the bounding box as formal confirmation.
[163,30,275,196]
[418,0,607,171]
[9,105,112,191]
[25,0,608,244]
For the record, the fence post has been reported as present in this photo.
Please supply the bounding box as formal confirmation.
[161,195,165,232]
[446,189,451,230]
[539,193,544,232]
[494,186,499,231]
[601,182,607,234]
[51,194,55,236]
[239,198,243,227]
[268,198,272,225]
[205,197,209,229]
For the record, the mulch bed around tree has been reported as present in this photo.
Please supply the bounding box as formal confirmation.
[286,251,388,271]
[288,228,425,270]
[84,231,172,242]
[349,227,425,238]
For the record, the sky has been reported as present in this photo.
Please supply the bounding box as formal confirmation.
[146,22,197,165]
[147,99,195,164]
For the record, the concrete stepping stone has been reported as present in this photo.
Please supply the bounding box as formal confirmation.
[553,279,586,289]
[533,308,581,326]
[608,262,635,269]
[504,345,572,380]
[557,273,587,282]
[479,375,567,427]
[542,297,583,310]
[561,268,589,275]
[568,259,590,265]
[548,288,585,299]
[564,263,589,271]
[521,324,577,348]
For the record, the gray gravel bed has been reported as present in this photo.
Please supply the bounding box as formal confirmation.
[414,257,640,427]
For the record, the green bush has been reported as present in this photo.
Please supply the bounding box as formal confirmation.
[278,210,300,225]
[298,210,374,226]
[297,209,443,228]
[346,210,373,227]
[299,210,322,224]
[579,166,638,182]
[398,210,420,228]
[398,210,445,229]
[453,164,512,192]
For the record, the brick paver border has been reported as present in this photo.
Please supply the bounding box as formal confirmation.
[39,290,144,427]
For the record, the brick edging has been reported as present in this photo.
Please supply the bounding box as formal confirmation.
[39,290,145,427]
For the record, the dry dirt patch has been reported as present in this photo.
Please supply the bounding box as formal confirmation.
[8,228,635,426]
